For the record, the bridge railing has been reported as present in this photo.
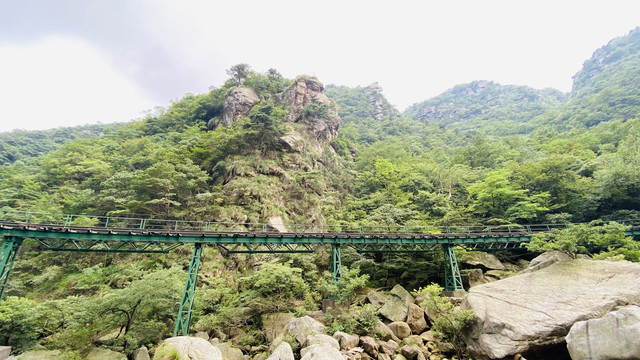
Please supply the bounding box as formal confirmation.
[1,209,639,235]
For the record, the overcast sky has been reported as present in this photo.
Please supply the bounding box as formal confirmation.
[1,0,639,132]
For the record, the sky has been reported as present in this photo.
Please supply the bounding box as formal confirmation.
[1,1,639,132]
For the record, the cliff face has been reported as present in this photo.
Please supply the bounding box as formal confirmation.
[283,75,340,141]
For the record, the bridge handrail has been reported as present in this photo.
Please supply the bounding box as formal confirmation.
[0,209,637,235]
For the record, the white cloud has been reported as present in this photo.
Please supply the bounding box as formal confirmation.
[0,35,158,132]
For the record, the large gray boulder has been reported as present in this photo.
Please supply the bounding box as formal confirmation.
[333,331,359,350]
[566,306,640,360]
[379,285,415,322]
[406,303,427,334]
[462,259,640,359]
[266,342,294,360]
[157,336,223,360]
[15,351,64,360]
[263,313,295,343]
[214,343,243,360]
[367,290,388,310]
[303,334,340,350]
[287,316,326,345]
[221,87,260,126]
[462,252,505,270]
[299,343,344,360]
[388,321,412,339]
[522,250,571,273]
[133,347,150,360]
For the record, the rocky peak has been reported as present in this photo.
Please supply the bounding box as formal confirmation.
[221,87,261,126]
[283,75,340,141]
[364,82,385,120]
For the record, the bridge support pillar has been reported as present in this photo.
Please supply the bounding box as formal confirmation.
[330,244,342,282]
[0,237,23,302]
[173,243,202,337]
[442,244,464,292]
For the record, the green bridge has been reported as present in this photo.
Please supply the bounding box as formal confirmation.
[2,210,639,336]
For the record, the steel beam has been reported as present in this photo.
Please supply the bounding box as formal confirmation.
[0,237,23,302]
[331,244,342,281]
[173,243,202,336]
[442,244,464,292]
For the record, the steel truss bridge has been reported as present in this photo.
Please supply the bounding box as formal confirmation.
[1,210,639,337]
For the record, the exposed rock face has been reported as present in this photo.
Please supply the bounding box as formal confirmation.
[364,82,385,120]
[287,316,326,345]
[406,304,428,334]
[303,334,340,350]
[566,306,640,360]
[159,336,223,360]
[333,331,359,350]
[266,342,294,360]
[263,313,295,343]
[375,321,400,342]
[15,350,65,360]
[379,285,415,322]
[521,250,571,273]
[299,343,344,360]
[462,252,505,271]
[283,76,340,141]
[221,87,261,126]
[462,259,640,359]
[366,290,387,310]
[214,343,243,360]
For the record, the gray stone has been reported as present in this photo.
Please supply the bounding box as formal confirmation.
[406,304,427,334]
[379,285,415,322]
[391,355,407,360]
[462,251,505,270]
[85,348,127,360]
[263,313,295,343]
[378,340,399,356]
[419,331,435,343]
[367,290,388,310]
[267,216,288,233]
[466,268,488,288]
[375,321,400,342]
[462,259,640,359]
[333,331,359,350]
[377,354,391,360]
[304,334,340,350]
[0,347,10,360]
[287,315,326,346]
[159,336,223,360]
[133,347,150,360]
[266,342,294,360]
[221,87,260,126]
[196,331,209,340]
[283,76,340,142]
[359,336,380,358]
[300,343,344,360]
[214,343,243,360]
[388,321,412,339]
[567,305,640,360]
[15,351,64,360]
[399,346,421,360]
[521,250,571,273]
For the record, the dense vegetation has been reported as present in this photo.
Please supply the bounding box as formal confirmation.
[1,28,640,357]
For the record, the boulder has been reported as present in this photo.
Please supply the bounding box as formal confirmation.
[391,355,407,360]
[85,348,127,360]
[266,342,294,360]
[521,250,571,273]
[566,305,640,360]
[287,316,326,345]
[267,216,288,233]
[359,336,380,358]
[214,343,243,360]
[221,87,260,126]
[367,290,388,310]
[133,347,150,360]
[379,285,414,322]
[462,259,640,359]
[378,340,399,356]
[375,321,400,342]
[419,331,435,343]
[304,334,340,350]
[196,332,210,340]
[406,304,427,334]
[377,354,391,360]
[462,252,505,270]
[263,313,295,343]
[333,331,360,350]
[300,343,344,360]
[399,346,422,360]
[15,350,64,360]
[388,322,412,339]
[158,336,223,360]
[466,268,489,288]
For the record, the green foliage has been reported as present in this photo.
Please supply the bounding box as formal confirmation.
[415,284,476,358]
[325,303,380,336]
[154,343,182,360]
[525,220,640,260]
[0,296,45,350]
[324,267,369,304]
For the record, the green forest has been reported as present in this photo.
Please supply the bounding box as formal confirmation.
[1,27,640,358]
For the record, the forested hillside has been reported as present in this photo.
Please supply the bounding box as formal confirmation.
[1,28,640,358]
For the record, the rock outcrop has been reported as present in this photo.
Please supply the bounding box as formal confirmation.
[462,252,505,271]
[283,76,340,141]
[267,342,295,360]
[221,87,261,126]
[263,313,295,343]
[462,259,640,359]
[566,305,640,360]
[379,285,415,322]
[364,82,385,120]
[287,316,326,345]
[521,250,571,273]
[158,336,222,360]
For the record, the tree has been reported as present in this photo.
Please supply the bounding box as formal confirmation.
[226,64,252,85]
